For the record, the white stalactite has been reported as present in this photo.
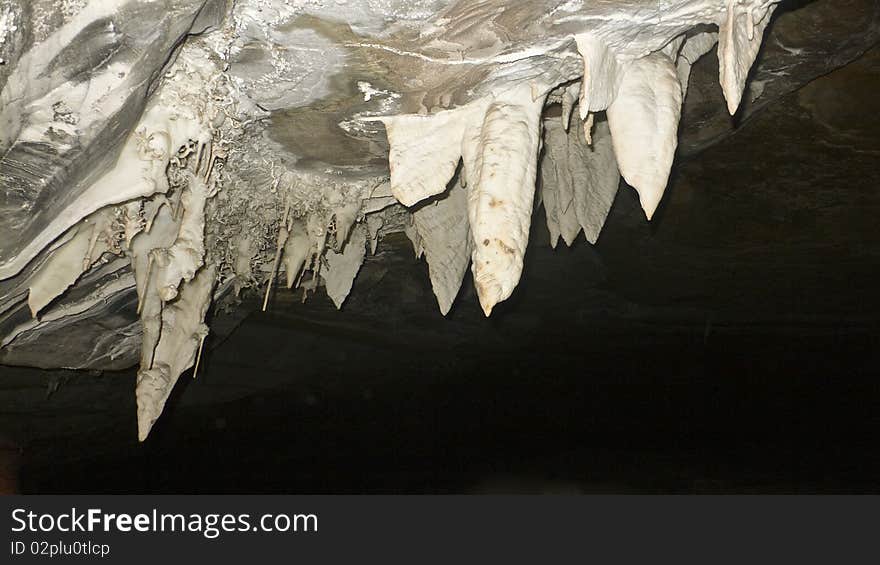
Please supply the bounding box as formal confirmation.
[463,84,546,316]
[606,52,683,221]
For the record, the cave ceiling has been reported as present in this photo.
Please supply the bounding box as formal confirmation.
[0,0,878,440]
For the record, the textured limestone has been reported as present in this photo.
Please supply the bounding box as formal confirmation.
[136,264,216,441]
[412,178,472,315]
[541,117,619,247]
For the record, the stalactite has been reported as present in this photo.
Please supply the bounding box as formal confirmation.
[606,53,683,220]
[462,84,546,316]
[412,178,472,315]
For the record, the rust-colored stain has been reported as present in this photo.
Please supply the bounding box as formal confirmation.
[496,239,515,255]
